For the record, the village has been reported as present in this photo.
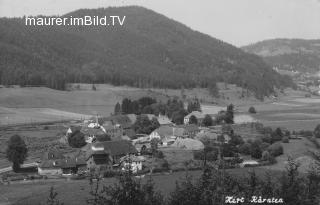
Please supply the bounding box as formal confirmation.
[0,96,287,182]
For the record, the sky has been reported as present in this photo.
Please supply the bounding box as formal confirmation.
[0,0,319,46]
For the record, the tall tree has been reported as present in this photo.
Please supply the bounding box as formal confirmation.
[225,104,234,124]
[121,98,132,114]
[114,102,122,115]
[189,115,198,125]
[202,114,213,127]
[6,134,28,172]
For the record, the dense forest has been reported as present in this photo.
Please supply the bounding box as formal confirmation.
[0,6,294,99]
[243,39,320,73]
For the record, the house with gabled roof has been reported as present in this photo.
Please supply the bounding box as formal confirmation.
[86,140,138,171]
[184,111,206,125]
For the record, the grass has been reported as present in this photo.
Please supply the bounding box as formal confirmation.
[0,168,283,205]
[0,125,72,169]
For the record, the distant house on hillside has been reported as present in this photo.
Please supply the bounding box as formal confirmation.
[86,140,138,171]
[149,125,185,142]
[184,111,205,125]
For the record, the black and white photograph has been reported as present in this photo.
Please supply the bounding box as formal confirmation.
[0,0,320,204]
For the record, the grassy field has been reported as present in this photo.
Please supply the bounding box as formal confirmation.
[0,124,71,169]
[0,168,283,205]
[263,138,318,172]
[0,83,268,126]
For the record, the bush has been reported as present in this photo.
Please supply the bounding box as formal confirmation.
[314,124,320,138]
[261,135,272,144]
[250,143,262,159]
[248,106,257,114]
[154,151,164,159]
[239,143,251,155]
[271,128,283,143]
[202,114,213,127]
[68,130,86,148]
[261,151,271,161]
[267,143,284,157]
[282,136,289,143]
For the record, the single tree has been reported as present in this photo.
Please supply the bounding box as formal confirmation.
[248,106,257,114]
[68,130,86,148]
[189,115,198,125]
[6,134,28,172]
[114,102,121,115]
[202,114,213,127]
[225,104,234,124]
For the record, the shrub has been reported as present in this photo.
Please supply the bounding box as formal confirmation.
[239,143,251,155]
[248,106,257,114]
[202,114,213,127]
[282,136,289,143]
[267,143,284,157]
[154,151,164,159]
[261,142,271,151]
[271,128,283,143]
[261,135,272,144]
[68,130,86,148]
[314,124,320,138]
[261,151,271,161]
[250,144,262,159]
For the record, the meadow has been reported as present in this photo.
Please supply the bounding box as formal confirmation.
[0,168,282,205]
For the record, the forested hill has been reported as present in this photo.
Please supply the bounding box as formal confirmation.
[243,39,320,74]
[0,6,293,99]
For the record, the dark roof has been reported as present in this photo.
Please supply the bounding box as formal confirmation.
[86,149,108,160]
[178,124,200,133]
[154,126,184,138]
[97,115,133,129]
[80,127,105,136]
[39,160,61,169]
[39,157,86,169]
[41,149,64,161]
[93,140,137,156]
[69,126,81,133]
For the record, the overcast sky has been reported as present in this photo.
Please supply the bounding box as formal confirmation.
[0,0,319,46]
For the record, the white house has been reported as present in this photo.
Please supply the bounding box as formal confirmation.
[149,125,184,140]
[120,155,145,173]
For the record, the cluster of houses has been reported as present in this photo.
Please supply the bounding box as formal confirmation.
[38,110,249,177]
[38,140,142,175]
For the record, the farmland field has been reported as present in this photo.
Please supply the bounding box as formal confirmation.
[0,168,283,205]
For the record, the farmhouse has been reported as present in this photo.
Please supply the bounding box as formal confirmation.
[120,155,145,173]
[178,124,200,138]
[184,111,205,125]
[80,127,106,143]
[86,140,138,171]
[38,158,87,175]
[149,125,185,140]
[38,150,87,176]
